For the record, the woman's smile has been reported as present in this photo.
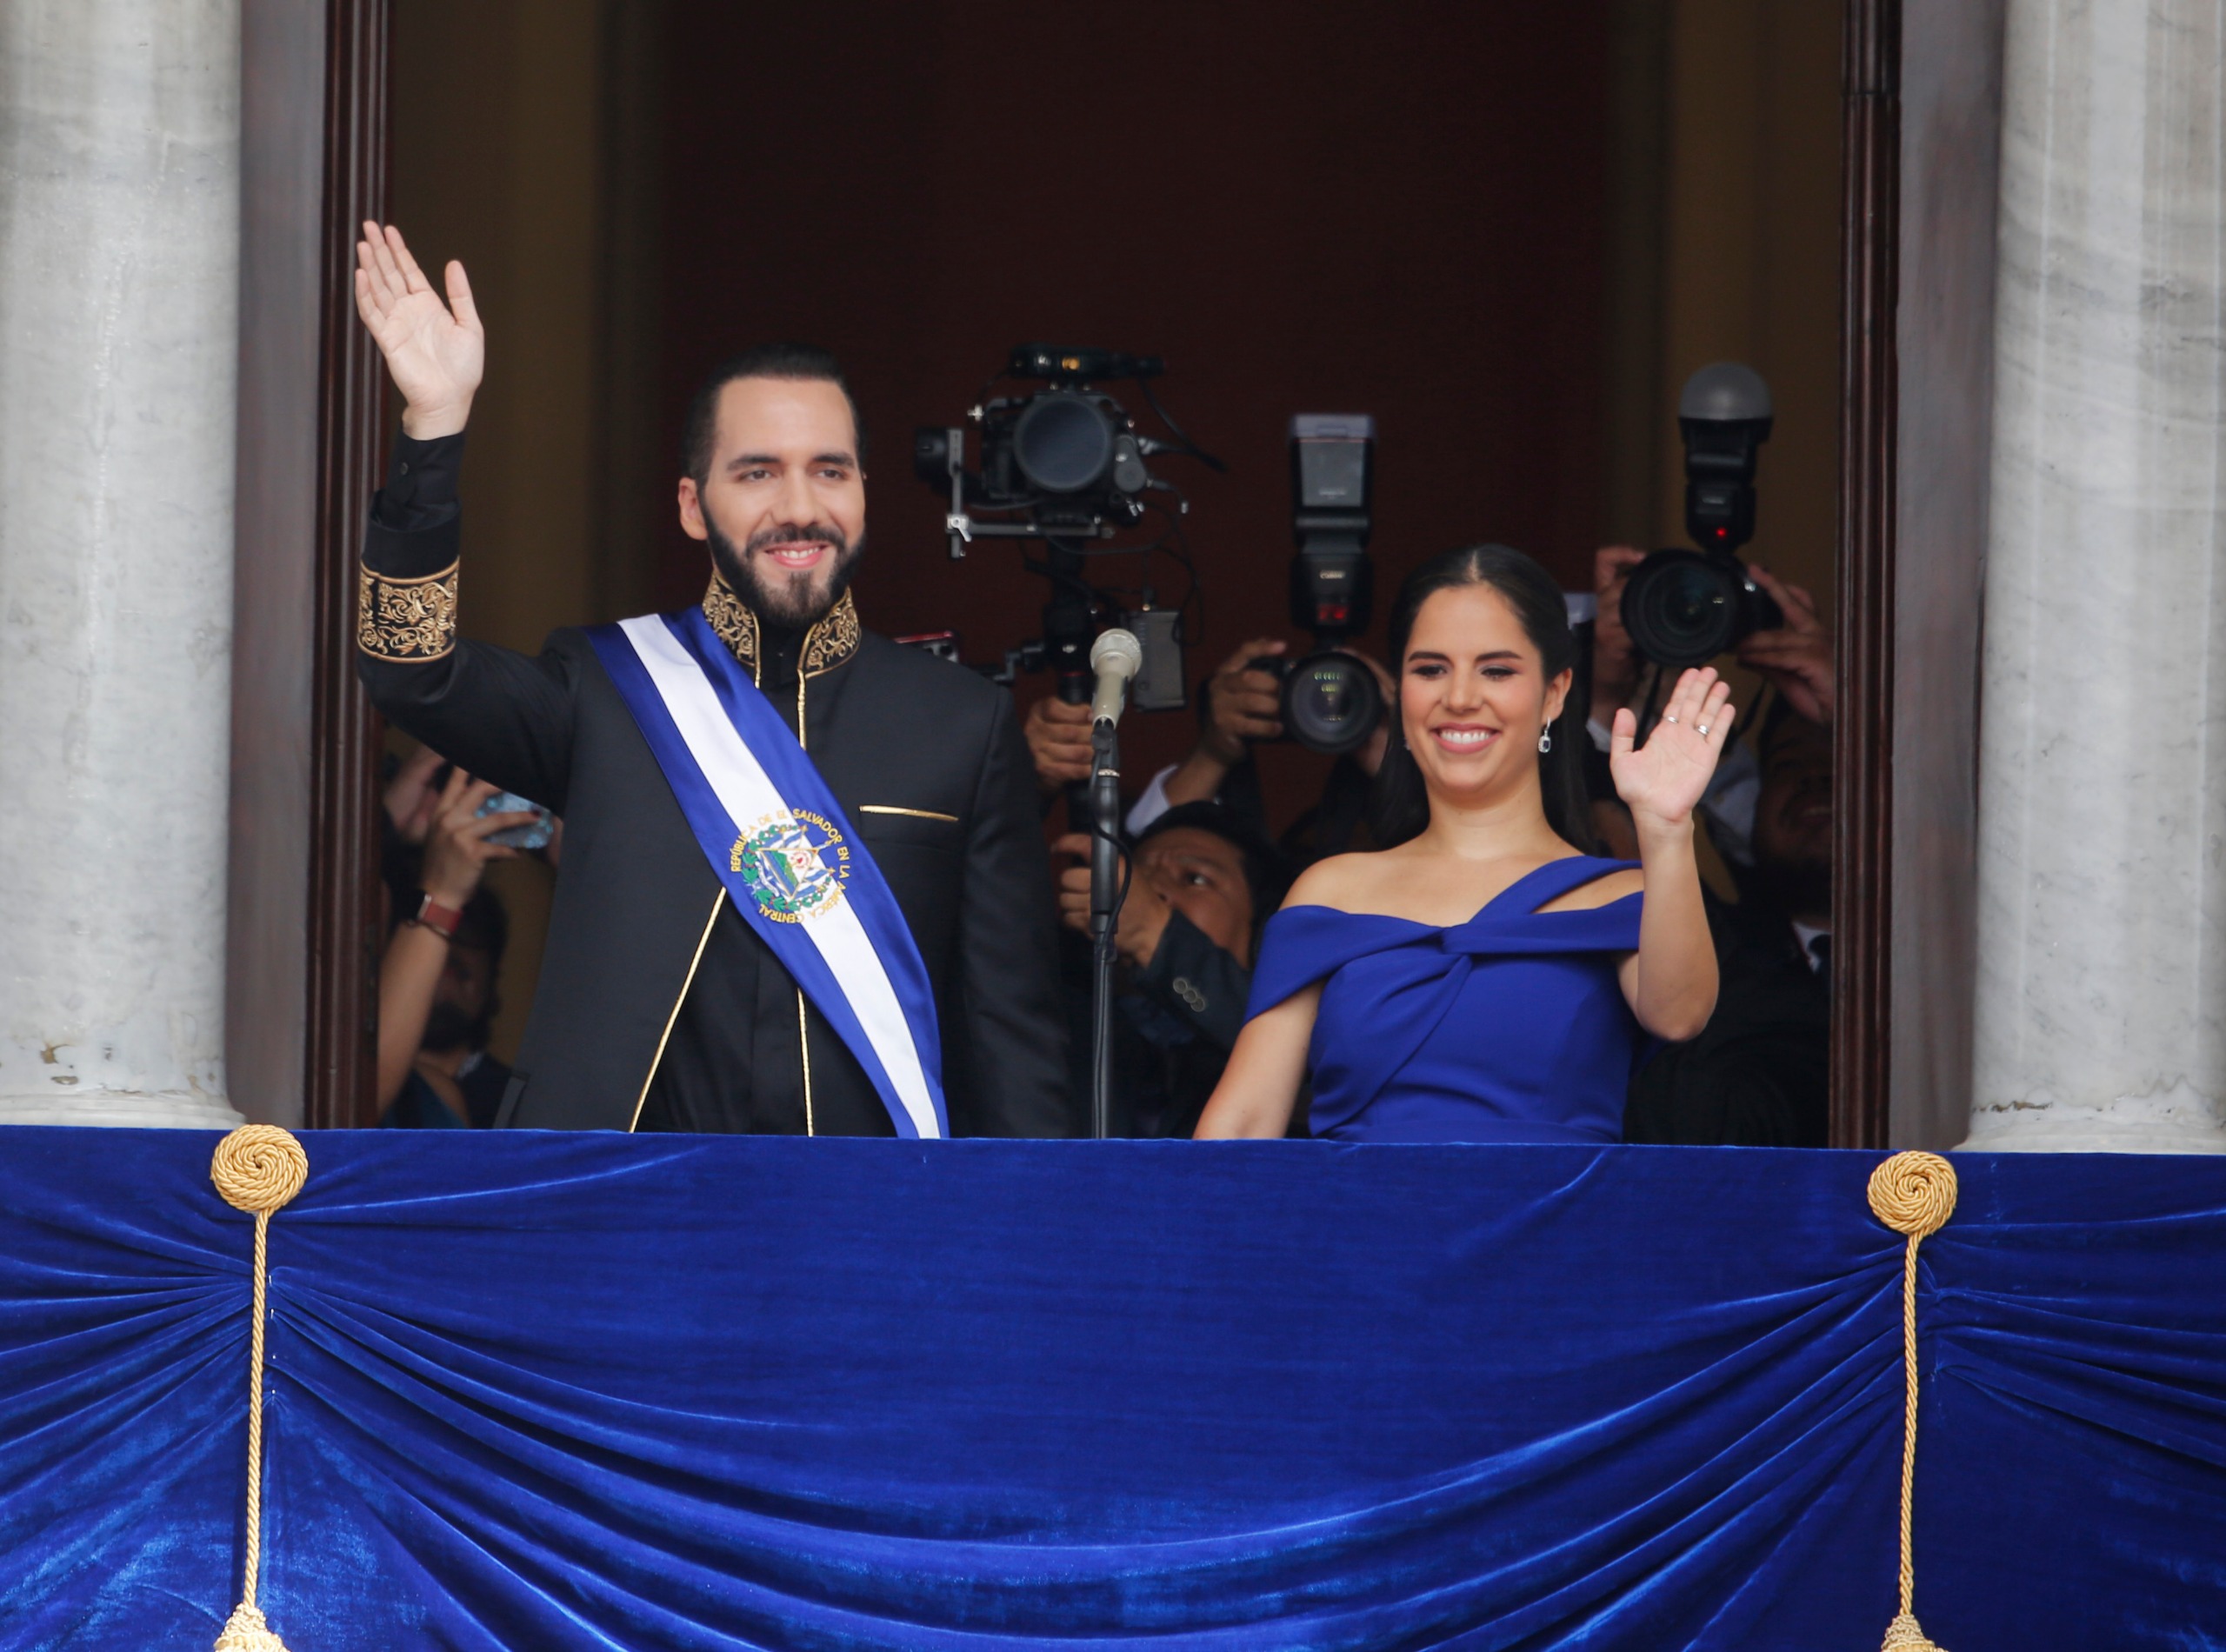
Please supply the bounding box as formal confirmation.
[1430,723,1501,753]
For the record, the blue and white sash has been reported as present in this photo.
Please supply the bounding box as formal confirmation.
[588,608,947,1138]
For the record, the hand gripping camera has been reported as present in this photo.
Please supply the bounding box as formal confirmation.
[1620,363,1784,669]
[1255,414,1381,756]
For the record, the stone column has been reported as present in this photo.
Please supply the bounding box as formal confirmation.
[1969,0,2226,1151]
[0,2,244,1128]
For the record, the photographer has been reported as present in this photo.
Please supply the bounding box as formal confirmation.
[1023,636,1296,807]
[1595,546,1837,1147]
[1024,635,1396,863]
[1586,547,1825,861]
[1026,414,1394,863]
[1050,802,1291,1138]
[1124,637,1292,818]
[1590,543,1829,744]
[378,764,536,1128]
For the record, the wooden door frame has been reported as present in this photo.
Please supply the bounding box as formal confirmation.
[304,0,390,1129]
[1834,0,1899,1149]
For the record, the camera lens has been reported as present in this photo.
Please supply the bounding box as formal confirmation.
[1011,393,1116,494]
[1622,549,1740,669]
[912,426,956,488]
[1282,651,1382,756]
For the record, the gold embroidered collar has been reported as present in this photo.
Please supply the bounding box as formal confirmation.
[702,576,861,683]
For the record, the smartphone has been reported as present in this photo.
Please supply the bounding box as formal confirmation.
[477,790,554,851]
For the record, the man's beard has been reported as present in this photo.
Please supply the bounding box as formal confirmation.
[706,515,864,629]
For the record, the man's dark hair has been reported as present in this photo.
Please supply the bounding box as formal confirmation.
[680,343,867,487]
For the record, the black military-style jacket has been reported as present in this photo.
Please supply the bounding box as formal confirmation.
[357,433,1074,1137]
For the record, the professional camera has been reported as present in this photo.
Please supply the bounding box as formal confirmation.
[914,344,1203,554]
[914,344,1215,712]
[1620,363,1784,669]
[1251,414,1381,756]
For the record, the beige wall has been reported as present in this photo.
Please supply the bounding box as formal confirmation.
[389,0,630,1064]
[392,0,604,653]
[1654,0,1843,615]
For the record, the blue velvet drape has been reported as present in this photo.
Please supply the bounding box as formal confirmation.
[1,1129,2219,1649]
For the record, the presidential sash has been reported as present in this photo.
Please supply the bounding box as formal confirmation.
[587,608,947,1138]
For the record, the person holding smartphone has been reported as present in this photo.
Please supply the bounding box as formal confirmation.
[377,763,537,1127]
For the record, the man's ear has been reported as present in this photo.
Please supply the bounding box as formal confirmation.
[676,476,709,543]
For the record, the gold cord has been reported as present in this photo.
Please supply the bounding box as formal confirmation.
[856,805,959,823]
[797,989,816,1136]
[795,673,815,1136]
[210,1126,310,1652]
[1866,1150,1958,1652]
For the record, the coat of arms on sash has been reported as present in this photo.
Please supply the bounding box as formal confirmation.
[730,809,852,923]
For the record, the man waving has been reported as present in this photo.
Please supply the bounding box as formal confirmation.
[352,223,1071,1136]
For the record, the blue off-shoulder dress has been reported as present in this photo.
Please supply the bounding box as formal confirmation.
[1243,855,1646,1143]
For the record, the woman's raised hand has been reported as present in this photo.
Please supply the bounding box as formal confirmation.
[419,769,533,908]
[353,222,483,439]
[1607,666,1736,835]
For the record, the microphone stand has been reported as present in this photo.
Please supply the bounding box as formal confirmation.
[1044,543,1096,833]
[1088,718,1123,1140]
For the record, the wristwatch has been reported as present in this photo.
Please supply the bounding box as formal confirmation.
[412,892,463,940]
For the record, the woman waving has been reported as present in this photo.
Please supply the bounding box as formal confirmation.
[1196,544,1732,1143]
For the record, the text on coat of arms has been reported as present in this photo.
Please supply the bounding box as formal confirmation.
[731,809,852,923]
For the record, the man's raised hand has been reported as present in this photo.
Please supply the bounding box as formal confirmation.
[354,223,483,439]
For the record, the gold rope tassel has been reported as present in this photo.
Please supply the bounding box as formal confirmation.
[1865,1150,1958,1652]
[210,1126,310,1652]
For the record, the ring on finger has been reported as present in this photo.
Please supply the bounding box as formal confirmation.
[1696,722,1711,736]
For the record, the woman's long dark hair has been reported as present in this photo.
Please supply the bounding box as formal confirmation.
[1367,543,1597,852]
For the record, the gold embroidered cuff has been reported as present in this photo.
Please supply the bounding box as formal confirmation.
[358,562,460,662]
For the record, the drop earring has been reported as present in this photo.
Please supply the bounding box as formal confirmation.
[1538,727,1552,754]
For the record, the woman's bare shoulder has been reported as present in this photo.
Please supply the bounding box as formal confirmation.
[1534,862,1645,913]
[1281,850,1390,913]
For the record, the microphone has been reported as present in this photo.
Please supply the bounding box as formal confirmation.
[1088,629,1144,728]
